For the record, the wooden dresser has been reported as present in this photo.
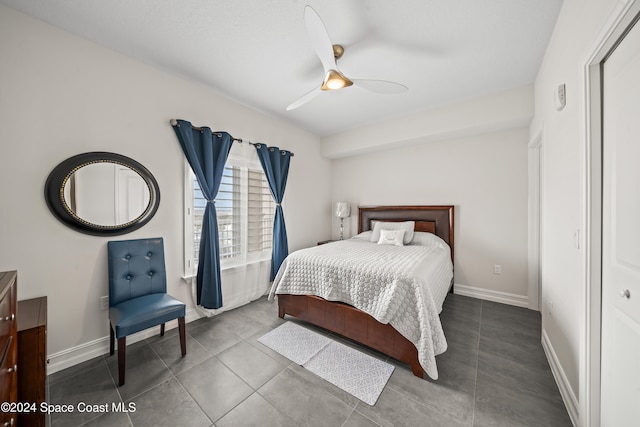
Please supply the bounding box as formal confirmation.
[0,271,18,427]
[17,296,47,427]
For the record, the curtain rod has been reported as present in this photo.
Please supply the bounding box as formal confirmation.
[170,119,294,156]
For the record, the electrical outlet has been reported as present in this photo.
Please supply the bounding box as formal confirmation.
[548,299,554,317]
[493,264,502,275]
[100,296,109,311]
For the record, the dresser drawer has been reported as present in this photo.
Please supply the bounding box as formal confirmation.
[0,335,17,427]
[17,296,48,427]
[0,271,18,427]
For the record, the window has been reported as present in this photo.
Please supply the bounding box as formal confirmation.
[184,151,275,275]
[192,166,241,266]
[247,168,276,254]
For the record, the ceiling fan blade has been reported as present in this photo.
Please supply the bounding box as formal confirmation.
[286,86,322,111]
[352,79,408,94]
[304,5,337,73]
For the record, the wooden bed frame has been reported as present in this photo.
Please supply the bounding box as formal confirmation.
[277,205,454,378]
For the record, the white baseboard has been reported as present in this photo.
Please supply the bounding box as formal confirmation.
[47,308,201,375]
[541,329,579,427]
[453,284,529,308]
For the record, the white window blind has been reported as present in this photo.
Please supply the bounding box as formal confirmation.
[248,168,275,254]
[185,152,274,275]
[193,166,242,266]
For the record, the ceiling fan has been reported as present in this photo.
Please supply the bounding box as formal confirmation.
[286,5,408,111]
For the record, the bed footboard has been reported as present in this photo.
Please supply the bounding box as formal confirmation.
[277,293,424,378]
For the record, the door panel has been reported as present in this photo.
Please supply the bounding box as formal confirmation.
[601,15,640,426]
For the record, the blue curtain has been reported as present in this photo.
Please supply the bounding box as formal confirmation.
[255,144,292,280]
[173,119,233,309]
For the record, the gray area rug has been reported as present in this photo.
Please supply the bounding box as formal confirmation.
[258,322,394,405]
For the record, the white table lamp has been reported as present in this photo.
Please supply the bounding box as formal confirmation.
[335,202,351,240]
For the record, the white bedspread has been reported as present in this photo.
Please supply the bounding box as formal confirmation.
[268,238,453,379]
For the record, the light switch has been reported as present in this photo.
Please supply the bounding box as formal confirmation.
[555,84,566,111]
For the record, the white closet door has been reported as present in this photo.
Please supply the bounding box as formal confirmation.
[601,16,640,427]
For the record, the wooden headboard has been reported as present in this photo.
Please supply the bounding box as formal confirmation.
[358,205,455,262]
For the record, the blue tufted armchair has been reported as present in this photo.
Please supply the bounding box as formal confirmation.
[108,237,186,386]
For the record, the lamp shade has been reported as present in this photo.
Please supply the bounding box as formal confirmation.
[335,202,351,218]
[321,69,354,91]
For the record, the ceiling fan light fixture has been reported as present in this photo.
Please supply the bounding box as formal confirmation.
[287,7,406,110]
[321,69,353,91]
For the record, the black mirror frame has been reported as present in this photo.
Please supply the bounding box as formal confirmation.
[45,152,160,236]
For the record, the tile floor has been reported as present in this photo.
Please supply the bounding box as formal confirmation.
[47,294,573,426]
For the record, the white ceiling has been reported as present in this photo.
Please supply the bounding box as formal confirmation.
[1,0,563,137]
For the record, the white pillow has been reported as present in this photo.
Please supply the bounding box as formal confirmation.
[370,221,415,244]
[408,231,448,249]
[377,229,405,246]
[351,230,373,240]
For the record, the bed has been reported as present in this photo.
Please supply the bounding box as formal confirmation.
[270,205,454,379]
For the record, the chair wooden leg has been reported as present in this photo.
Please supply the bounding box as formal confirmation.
[160,323,165,336]
[178,317,186,357]
[109,325,115,356]
[117,336,126,386]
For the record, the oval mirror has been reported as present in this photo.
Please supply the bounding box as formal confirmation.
[45,152,160,236]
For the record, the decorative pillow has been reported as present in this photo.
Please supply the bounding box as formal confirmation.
[377,229,405,246]
[370,221,415,244]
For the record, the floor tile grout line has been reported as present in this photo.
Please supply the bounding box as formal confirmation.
[339,407,358,427]
[340,405,384,427]
[47,353,109,388]
[110,341,177,403]
[353,408,384,427]
[261,365,359,413]
[146,332,220,426]
[230,331,294,371]
[104,354,134,427]
[88,337,193,426]
[257,323,393,409]
[50,356,123,427]
[162,330,284,425]
[253,370,303,426]
[142,325,252,425]
[384,375,475,421]
[214,308,473,424]
[80,355,133,427]
[215,342,275,392]
[48,295,569,427]
[471,299,483,427]
[171,369,218,425]
[160,307,281,423]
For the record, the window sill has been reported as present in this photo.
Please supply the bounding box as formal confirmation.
[182,257,270,282]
